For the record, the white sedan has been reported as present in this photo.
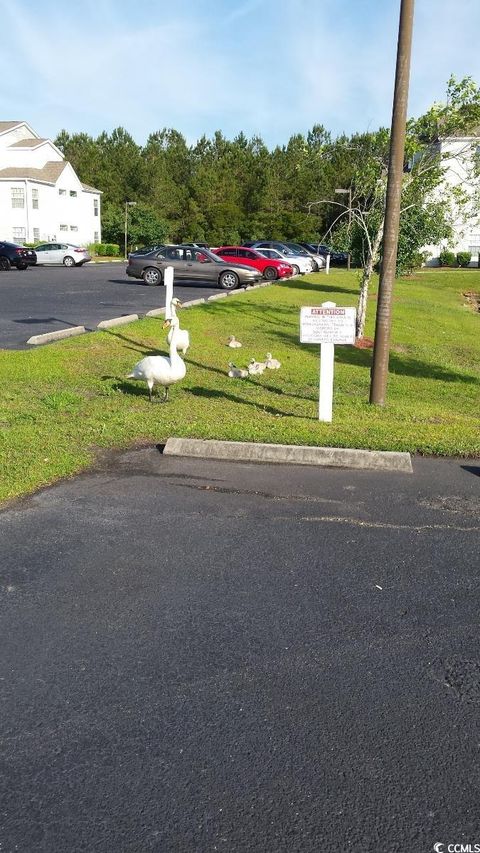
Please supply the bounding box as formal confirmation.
[256,247,313,275]
[34,242,91,266]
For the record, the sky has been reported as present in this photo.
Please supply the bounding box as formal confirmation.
[1,0,480,149]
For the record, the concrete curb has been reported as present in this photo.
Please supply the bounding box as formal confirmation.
[163,438,413,473]
[182,298,206,307]
[208,293,229,301]
[97,314,139,329]
[27,326,86,345]
[145,307,166,317]
[227,287,247,296]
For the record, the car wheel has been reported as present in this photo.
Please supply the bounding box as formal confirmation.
[63,256,75,267]
[263,266,277,281]
[0,256,11,271]
[291,264,300,276]
[219,270,239,290]
[143,267,162,286]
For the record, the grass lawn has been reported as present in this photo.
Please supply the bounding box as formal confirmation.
[1,268,479,503]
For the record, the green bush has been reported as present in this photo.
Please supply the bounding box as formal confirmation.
[87,242,120,257]
[456,251,472,267]
[439,249,457,267]
[105,243,120,256]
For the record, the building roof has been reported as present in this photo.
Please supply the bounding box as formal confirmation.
[0,161,68,183]
[0,121,24,134]
[8,137,49,148]
[0,161,103,193]
[81,182,103,194]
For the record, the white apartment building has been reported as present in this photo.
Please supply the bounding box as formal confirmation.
[0,121,102,246]
[424,135,480,265]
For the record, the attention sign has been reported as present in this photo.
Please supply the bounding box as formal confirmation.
[300,306,356,345]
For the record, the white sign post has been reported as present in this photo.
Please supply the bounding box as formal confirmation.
[300,301,356,422]
[164,266,174,319]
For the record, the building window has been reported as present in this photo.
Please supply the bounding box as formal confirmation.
[69,190,77,198]
[94,231,99,243]
[468,244,480,256]
[59,189,66,196]
[12,227,26,243]
[60,224,68,231]
[94,198,99,216]
[33,228,40,241]
[70,225,78,231]
[11,188,25,208]
[32,188,39,209]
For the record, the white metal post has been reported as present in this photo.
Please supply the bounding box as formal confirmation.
[325,254,331,275]
[319,300,336,422]
[319,343,334,421]
[164,266,174,319]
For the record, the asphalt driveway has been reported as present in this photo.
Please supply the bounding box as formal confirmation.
[0,262,220,350]
[1,451,479,852]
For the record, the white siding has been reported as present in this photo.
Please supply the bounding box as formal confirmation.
[424,136,480,266]
[0,122,102,244]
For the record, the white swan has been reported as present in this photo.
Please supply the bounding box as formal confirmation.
[265,352,281,369]
[247,358,266,375]
[127,316,186,402]
[167,297,190,355]
[227,362,249,378]
[227,335,242,348]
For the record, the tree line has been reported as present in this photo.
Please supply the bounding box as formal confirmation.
[55,76,480,289]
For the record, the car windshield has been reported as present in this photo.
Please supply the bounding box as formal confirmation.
[285,243,309,255]
[195,248,223,263]
[257,249,280,259]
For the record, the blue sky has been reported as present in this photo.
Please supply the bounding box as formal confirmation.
[2,0,480,148]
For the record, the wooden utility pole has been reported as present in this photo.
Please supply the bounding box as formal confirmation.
[369,0,415,405]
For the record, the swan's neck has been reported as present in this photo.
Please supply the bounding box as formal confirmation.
[168,320,182,361]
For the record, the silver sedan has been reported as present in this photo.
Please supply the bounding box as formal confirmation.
[34,242,91,267]
[126,245,263,290]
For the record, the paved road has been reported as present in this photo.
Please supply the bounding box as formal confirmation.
[0,263,220,350]
[1,452,479,852]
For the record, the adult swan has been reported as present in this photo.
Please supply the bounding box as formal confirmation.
[127,315,186,402]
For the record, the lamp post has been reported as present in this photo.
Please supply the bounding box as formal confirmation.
[124,201,137,261]
[334,187,352,270]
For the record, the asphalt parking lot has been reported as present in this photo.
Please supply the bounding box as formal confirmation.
[0,262,220,350]
[1,450,479,852]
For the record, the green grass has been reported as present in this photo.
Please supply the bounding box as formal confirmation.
[1,268,479,503]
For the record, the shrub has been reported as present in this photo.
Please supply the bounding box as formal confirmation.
[105,243,120,256]
[439,249,457,267]
[456,251,472,268]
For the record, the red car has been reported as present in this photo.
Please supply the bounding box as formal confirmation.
[213,246,293,280]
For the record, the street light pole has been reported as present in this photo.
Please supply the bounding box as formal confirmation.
[334,187,352,270]
[124,201,137,261]
[369,0,415,405]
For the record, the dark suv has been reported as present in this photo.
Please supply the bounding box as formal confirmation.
[0,241,37,270]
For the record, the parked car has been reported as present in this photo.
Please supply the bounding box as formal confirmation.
[253,246,313,276]
[183,242,210,249]
[213,246,293,280]
[244,241,315,274]
[126,245,263,290]
[298,242,349,265]
[0,241,37,270]
[281,241,326,271]
[34,243,91,266]
[129,245,164,257]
